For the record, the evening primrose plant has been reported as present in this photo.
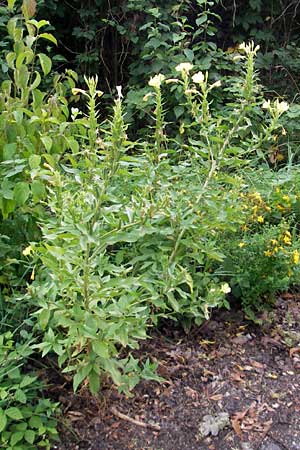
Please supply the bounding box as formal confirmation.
[15,37,294,398]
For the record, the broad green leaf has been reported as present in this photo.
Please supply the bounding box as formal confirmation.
[39,33,57,45]
[38,53,52,76]
[28,154,41,169]
[7,18,17,37]
[41,135,53,151]
[3,143,17,160]
[31,71,41,90]
[8,367,20,380]
[38,309,50,329]
[29,415,42,428]
[31,180,46,201]
[92,341,109,358]
[6,407,23,420]
[88,371,100,395]
[183,48,194,62]
[20,375,36,388]
[10,430,24,446]
[6,52,16,69]
[0,409,7,433]
[14,389,27,404]
[196,14,208,26]
[14,182,30,206]
[73,370,87,392]
[24,429,35,444]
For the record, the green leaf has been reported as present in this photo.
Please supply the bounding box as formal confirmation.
[29,416,42,429]
[183,48,194,62]
[14,182,30,206]
[3,143,17,160]
[92,341,109,358]
[38,53,52,76]
[10,430,24,446]
[28,154,41,169]
[6,52,16,69]
[31,180,46,201]
[8,0,16,11]
[88,370,100,395]
[24,429,35,444]
[39,33,57,45]
[8,366,20,380]
[14,389,27,404]
[38,309,50,329]
[0,409,7,433]
[41,135,53,152]
[73,369,88,392]
[196,14,208,26]
[174,105,184,119]
[31,71,41,90]
[6,407,23,420]
[20,375,36,388]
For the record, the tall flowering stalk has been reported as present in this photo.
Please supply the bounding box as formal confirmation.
[148,74,165,163]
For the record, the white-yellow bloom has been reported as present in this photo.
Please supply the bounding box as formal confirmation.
[23,245,33,256]
[175,62,194,74]
[220,283,231,294]
[165,78,180,84]
[192,71,205,84]
[72,88,86,96]
[262,99,271,110]
[274,99,289,115]
[239,41,260,55]
[148,74,165,88]
[210,80,221,89]
[185,89,198,95]
[143,93,153,101]
[116,85,123,99]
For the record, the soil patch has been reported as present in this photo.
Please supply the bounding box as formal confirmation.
[51,294,300,450]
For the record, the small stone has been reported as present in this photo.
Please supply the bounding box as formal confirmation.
[241,443,254,450]
[198,412,230,438]
[260,439,283,450]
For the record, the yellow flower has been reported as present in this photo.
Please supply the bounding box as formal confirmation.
[238,242,246,248]
[270,239,278,246]
[293,250,299,265]
[264,250,273,257]
[23,245,33,256]
[282,195,291,203]
[252,192,262,202]
[257,215,264,223]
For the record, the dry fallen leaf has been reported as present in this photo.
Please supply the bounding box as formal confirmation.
[231,417,243,438]
[230,371,245,382]
[290,347,300,357]
[250,360,264,369]
[209,394,223,401]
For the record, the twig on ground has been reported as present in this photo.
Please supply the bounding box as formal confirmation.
[111,406,161,431]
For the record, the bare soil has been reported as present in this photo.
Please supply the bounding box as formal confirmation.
[51,294,300,450]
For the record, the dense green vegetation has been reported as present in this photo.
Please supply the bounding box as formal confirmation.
[1,0,300,448]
